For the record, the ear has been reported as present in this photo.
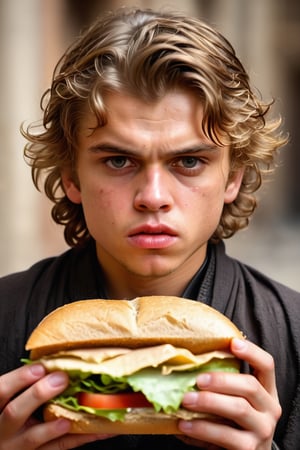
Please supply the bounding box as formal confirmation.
[224,167,245,204]
[61,168,82,204]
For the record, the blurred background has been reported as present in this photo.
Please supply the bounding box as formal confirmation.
[0,0,299,290]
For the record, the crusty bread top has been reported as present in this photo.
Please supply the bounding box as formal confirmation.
[26,296,243,359]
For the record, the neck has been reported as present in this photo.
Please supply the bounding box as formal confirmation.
[98,257,207,300]
[105,274,188,299]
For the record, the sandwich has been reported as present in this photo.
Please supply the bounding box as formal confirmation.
[24,295,244,434]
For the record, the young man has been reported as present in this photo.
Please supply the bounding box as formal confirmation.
[0,6,299,450]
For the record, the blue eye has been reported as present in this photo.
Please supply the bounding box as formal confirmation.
[170,155,204,176]
[181,156,198,168]
[107,156,129,168]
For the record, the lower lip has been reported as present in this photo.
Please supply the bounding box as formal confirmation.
[128,234,177,249]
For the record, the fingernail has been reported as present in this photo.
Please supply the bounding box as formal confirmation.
[232,338,246,351]
[56,418,71,432]
[48,372,67,387]
[179,420,193,432]
[197,373,211,387]
[183,392,198,406]
[29,364,45,377]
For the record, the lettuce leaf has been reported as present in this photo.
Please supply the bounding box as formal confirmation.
[51,357,239,421]
[127,368,198,413]
[127,358,239,413]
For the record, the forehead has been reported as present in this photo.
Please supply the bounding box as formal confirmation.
[79,88,206,138]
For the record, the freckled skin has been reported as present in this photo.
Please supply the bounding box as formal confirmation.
[62,89,243,298]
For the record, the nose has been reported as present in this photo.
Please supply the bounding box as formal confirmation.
[134,166,173,212]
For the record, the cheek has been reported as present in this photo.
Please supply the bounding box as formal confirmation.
[97,188,113,209]
[190,181,224,202]
[188,183,227,222]
[82,185,127,214]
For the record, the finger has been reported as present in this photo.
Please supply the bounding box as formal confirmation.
[40,432,114,450]
[0,364,45,410]
[177,435,220,449]
[184,371,281,424]
[178,418,255,450]
[182,374,281,438]
[231,338,278,398]
[183,387,268,432]
[2,419,111,450]
[194,371,274,412]
[0,371,69,438]
[4,419,71,450]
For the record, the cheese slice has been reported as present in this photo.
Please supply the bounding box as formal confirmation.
[38,344,234,377]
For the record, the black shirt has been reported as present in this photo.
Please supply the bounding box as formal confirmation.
[1,240,299,449]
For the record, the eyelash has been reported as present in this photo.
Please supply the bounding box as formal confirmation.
[173,156,203,170]
[103,155,205,175]
[105,156,131,169]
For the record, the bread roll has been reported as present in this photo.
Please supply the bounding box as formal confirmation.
[26,296,243,359]
[44,403,218,434]
[25,296,243,435]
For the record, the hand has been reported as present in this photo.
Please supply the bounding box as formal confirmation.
[177,338,282,449]
[0,364,111,449]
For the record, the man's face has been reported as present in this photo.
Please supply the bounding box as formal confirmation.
[63,89,243,295]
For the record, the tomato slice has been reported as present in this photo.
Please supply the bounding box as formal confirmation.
[77,392,152,409]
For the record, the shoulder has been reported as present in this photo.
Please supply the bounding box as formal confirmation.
[0,242,98,321]
[0,249,73,298]
[212,240,300,343]
[213,242,300,447]
[214,240,300,301]
[0,254,70,374]
[0,243,101,374]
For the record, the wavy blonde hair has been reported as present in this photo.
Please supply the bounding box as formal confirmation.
[23,7,287,247]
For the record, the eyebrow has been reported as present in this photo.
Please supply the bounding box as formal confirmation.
[88,143,219,156]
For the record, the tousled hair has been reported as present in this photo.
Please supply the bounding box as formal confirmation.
[23,7,287,247]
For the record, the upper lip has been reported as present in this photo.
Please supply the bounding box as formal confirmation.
[128,223,178,236]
